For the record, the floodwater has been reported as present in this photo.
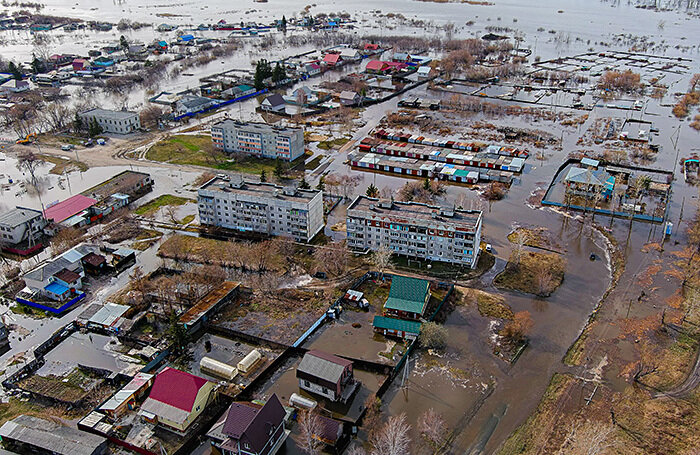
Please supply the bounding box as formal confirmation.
[1,0,699,453]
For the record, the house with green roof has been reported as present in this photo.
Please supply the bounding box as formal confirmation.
[383,275,431,321]
[373,315,421,341]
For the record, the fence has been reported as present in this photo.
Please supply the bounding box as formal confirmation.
[172,89,268,121]
[541,157,672,224]
[16,292,86,314]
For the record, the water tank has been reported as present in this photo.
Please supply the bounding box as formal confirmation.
[237,349,263,374]
[290,393,317,411]
[200,356,238,380]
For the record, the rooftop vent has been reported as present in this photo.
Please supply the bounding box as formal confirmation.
[379,200,393,209]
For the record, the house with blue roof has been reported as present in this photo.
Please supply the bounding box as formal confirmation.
[382,275,431,321]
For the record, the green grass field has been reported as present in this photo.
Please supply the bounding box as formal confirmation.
[135,194,194,216]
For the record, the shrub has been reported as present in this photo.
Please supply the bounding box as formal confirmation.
[419,322,448,350]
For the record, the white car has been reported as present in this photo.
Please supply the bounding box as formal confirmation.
[485,243,493,253]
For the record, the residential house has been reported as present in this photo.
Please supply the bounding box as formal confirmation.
[0,206,46,255]
[176,94,218,116]
[23,249,86,301]
[0,415,108,455]
[338,48,361,62]
[260,93,286,113]
[207,394,288,455]
[323,53,342,67]
[339,90,361,106]
[296,350,359,403]
[303,62,321,76]
[563,166,615,199]
[43,194,97,226]
[92,56,114,67]
[140,367,216,433]
[98,372,154,418]
[72,58,90,71]
[373,315,422,341]
[417,65,432,80]
[383,275,431,321]
[392,52,412,63]
[222,84,256,99]
[365,60,391,74]
[0,79,29,94]
[363,43,380,51]
[314,415,345,451]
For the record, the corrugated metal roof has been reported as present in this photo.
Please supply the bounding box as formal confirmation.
[89,302,130,327]
[297,350,351,385]
[0,415,106,455]
[384,275,430,314]
[373,315,422,333]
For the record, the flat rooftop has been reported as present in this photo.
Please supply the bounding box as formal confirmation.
[81,170,151,200]
[213,119,301,135]
[180,281,240,325]
[348,195,482,231]
[200,177,320,203]
[80,108,138,120]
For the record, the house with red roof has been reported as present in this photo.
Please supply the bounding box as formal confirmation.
[207,394,288,455]
[43,194,97,225]
[365,60,391,74]
[140,367,215,433]
[323,53,342,67]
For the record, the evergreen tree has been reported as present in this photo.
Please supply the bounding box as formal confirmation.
[8,62,22,80]
[88,119,103,138]
[272,62,286,83]
[366,183,379,198]
[281,15,287,30]
[73,112,83,133]
[30,55,43,74]
[299,177,310,189]
[254,59,273,90]
[273,160,287,179]
[315,175,325,191]
[423,177,431,191]
[119,35,129,51]
[260,169,267,182]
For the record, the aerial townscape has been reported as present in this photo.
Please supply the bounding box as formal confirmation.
[0,0,699,454]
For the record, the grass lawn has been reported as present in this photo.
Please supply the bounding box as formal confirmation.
[146,134,305,177]
[135,194,193,216]
[305,155,324,171]
[11,303,51,319]
[38,154,88,174]
[317,137,350,150]
[494,251,566,296]
[457,287,514,319]
[390,251,495,280]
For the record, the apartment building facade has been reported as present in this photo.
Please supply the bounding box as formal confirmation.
[198,176,324,242]
[211,119,304,161]
[79,108,141,134]
[346,196,483,267]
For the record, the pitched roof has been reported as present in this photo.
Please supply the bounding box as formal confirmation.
[373,315,422,334]
[339,90,358,100]
[297,350,352,385]
[83,252,106,267]
[0,207,42,227]
[262,93,285,107]
[222,394,285,453]
[323,53,341,64]
[147,367,209,412]
[384,275,430,314]
[0,415,106,455]
[43,194,97,223]
[53,268,81,284]
[366,60,388,71]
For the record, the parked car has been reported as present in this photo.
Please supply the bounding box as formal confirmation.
[60,144,74,151]
[485,243,493,253]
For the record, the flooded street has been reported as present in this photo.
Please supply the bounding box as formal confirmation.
[0,0,698,453]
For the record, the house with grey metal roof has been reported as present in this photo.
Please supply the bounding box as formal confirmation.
[0,206,46,253]
[0,415,108,455]
[296,350,359,403]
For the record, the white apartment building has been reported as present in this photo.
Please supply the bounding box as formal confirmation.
[198,176,324,242]
[79,108,141,134]
[346,196,483,267]
[211,119,305,162]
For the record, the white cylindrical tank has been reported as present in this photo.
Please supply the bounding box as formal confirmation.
[237,349,263,374]
[200,356,238,380]
[290,393,317,411]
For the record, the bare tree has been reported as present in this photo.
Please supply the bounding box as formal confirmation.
[371,245,392,279]
[296,409,323,455]
[418,408,447,450]
[313,241,349,277]
[511,231,527,269]
[371,413,412,455]
[346,446,367,455]
[535,268,554,297]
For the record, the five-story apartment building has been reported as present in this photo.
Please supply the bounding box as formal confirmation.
[346,196,483,267]
[211,119,304,161]
[198,176,324,242]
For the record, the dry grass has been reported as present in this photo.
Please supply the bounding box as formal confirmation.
[495,251,566,296]
[457,286,513,319]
